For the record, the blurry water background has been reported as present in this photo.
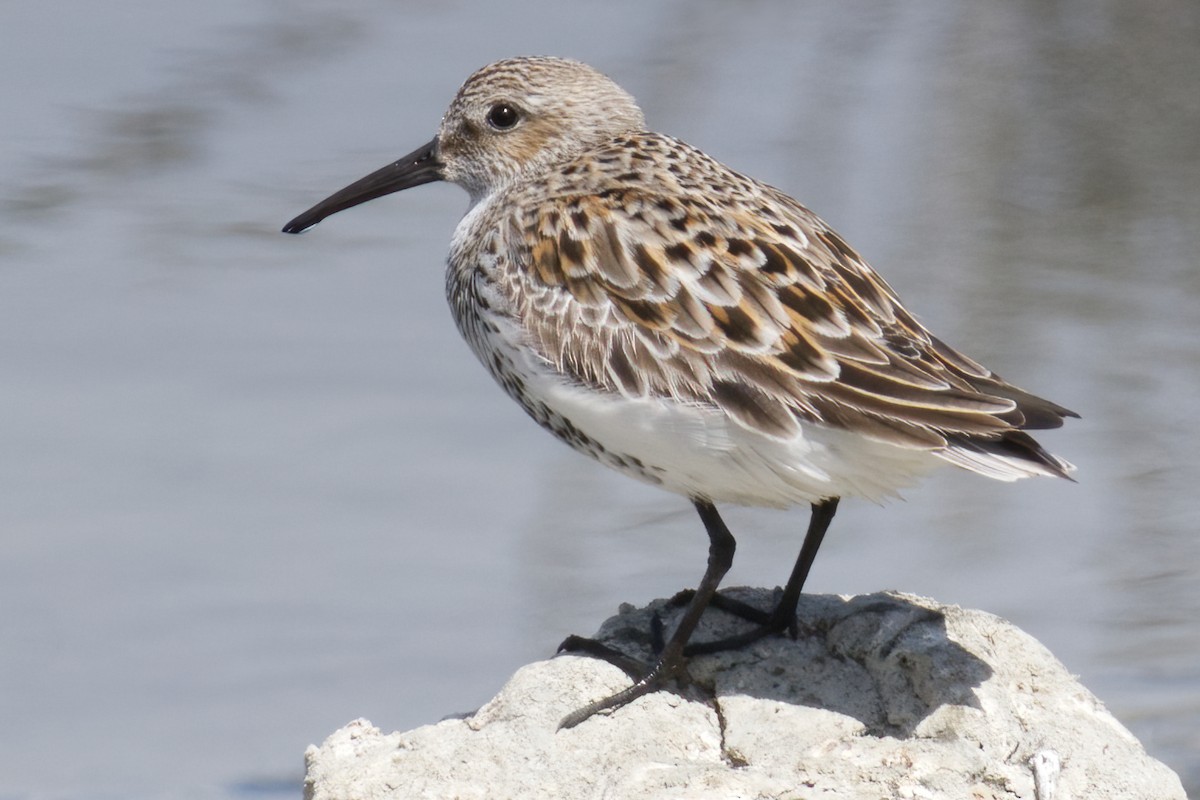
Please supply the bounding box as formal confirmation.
[2,1,1197,797]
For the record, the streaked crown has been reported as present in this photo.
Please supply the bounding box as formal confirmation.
[436,57,646,201]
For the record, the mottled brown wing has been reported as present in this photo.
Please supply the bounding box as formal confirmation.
[513,181,1075,457]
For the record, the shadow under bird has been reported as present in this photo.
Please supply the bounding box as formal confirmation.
[283,56,1076,728]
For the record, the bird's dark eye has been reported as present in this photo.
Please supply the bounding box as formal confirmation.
[486,103,520,130]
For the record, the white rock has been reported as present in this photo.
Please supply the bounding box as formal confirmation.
[303,591,1185,800]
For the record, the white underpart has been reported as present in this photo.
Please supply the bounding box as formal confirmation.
[494,319,947,508]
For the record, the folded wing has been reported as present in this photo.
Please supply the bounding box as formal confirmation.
[506,151,1076,479]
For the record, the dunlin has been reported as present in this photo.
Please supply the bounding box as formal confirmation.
[283,56,1076,728]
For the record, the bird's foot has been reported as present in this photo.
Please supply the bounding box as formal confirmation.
[556,634,647,681]
[555,589,805,728]
[556,608,669,676]
[555,634,692,729]
[668,588,811,656]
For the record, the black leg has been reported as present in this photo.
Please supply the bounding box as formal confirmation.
[685,497,839,655]
[770,497,839,630]
[559,498,736,729]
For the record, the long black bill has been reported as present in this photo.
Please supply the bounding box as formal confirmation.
[282,137,443,234]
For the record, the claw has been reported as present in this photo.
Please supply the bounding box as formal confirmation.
[558,648,690,730]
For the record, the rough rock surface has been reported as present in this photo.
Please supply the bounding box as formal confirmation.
[303,591,1185,800]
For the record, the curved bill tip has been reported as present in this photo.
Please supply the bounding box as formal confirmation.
[282,137,442,234]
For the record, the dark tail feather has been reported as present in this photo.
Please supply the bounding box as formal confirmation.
[940,429,1075,481]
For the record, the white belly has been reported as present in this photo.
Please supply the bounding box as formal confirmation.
[504,338,945,508]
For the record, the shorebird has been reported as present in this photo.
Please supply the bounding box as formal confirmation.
[283,56,1076,728]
